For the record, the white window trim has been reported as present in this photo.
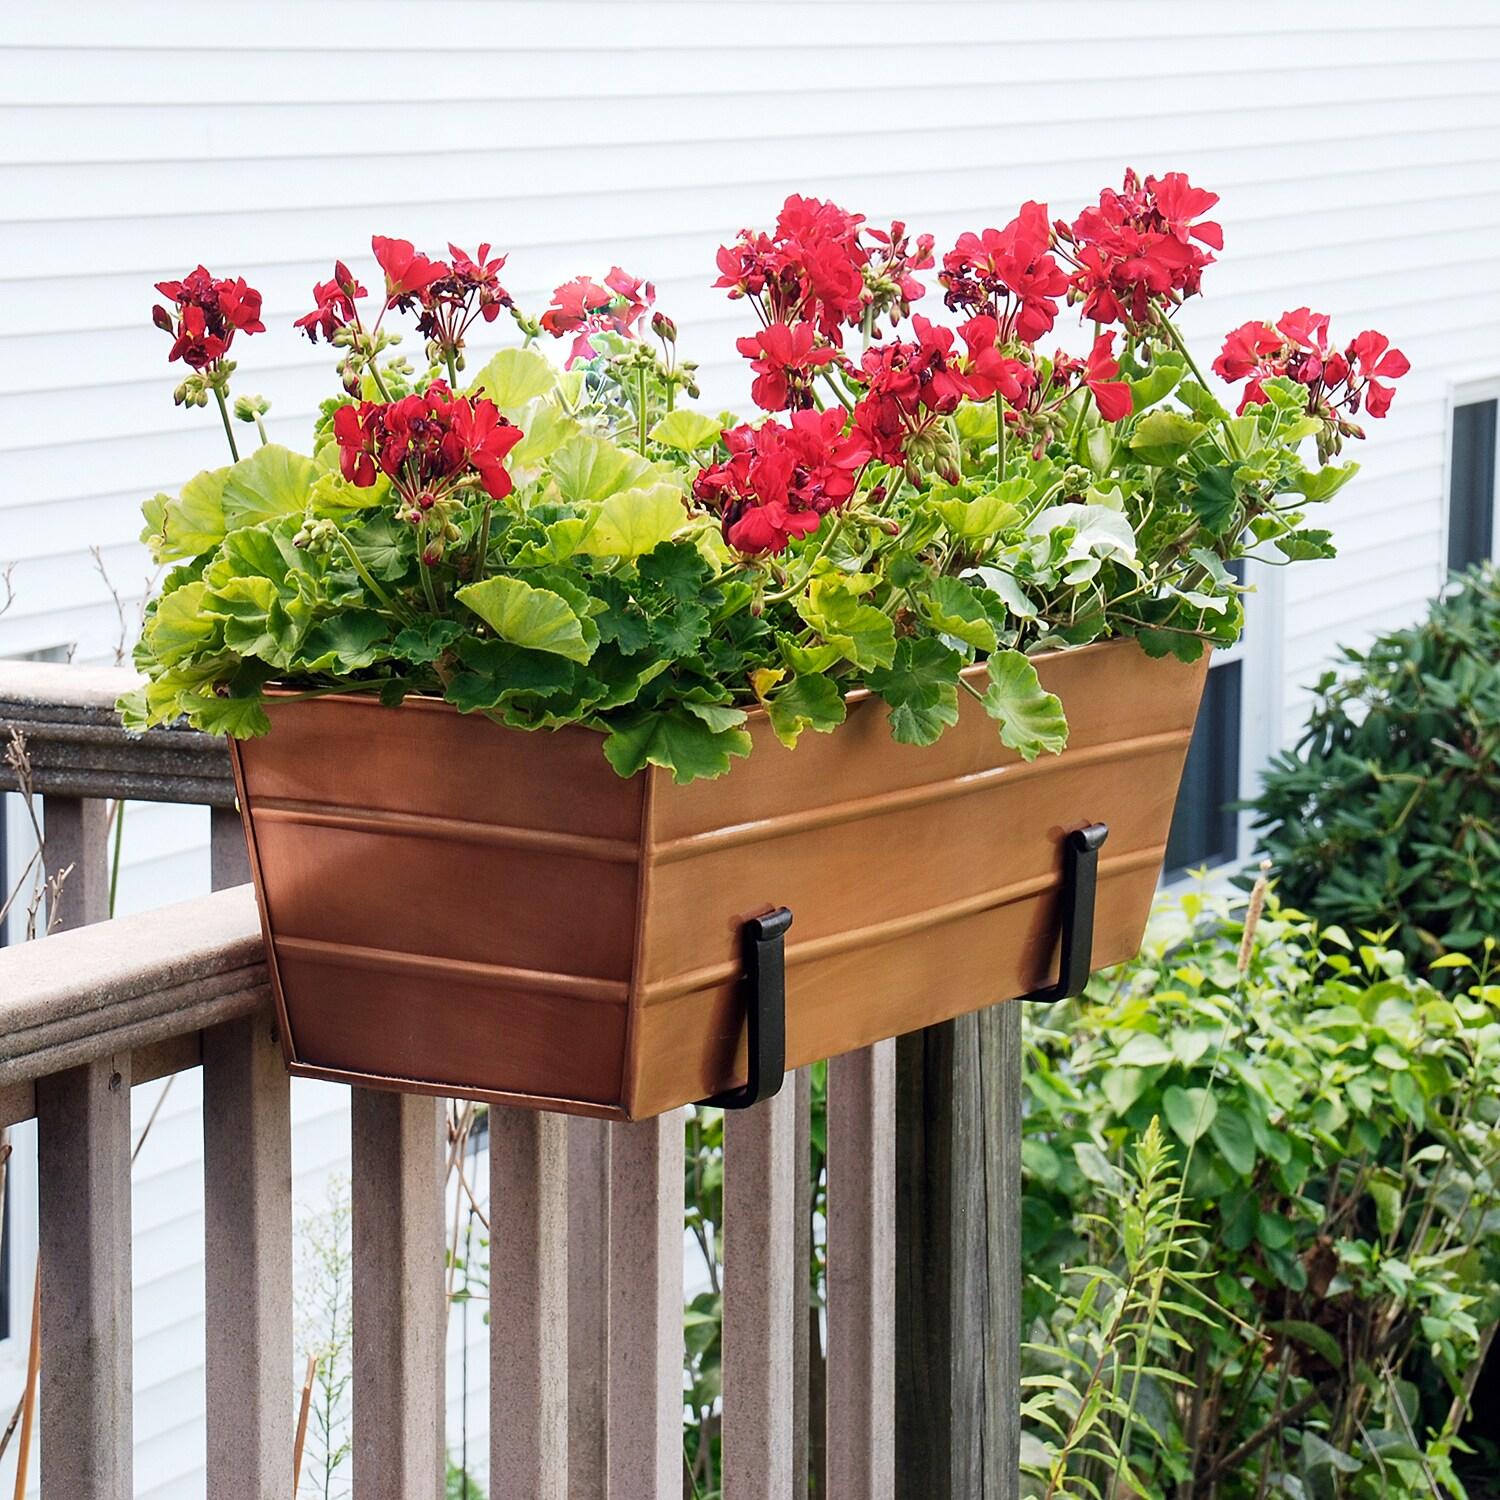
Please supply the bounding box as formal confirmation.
[1442,377,1500,575]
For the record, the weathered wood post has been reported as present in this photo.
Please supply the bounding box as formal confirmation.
[895,1001,1022,1500]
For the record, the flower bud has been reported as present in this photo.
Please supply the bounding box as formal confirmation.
[651,311,677,343]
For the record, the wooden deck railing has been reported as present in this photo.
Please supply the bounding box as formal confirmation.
[0,662,1021,1500]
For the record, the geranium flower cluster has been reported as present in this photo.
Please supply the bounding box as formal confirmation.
[1213,308,1411,428]
[540,268,655,366]
[332,383,522,564]
[152,265,265,372]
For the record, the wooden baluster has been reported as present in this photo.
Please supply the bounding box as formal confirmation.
[352,1089,447,1500]
[37,794,129,1499]
[489,1110,569,1498]
[203,800,292,1499]
[567,1116,611,1497]
[722,1083,798,1500]
[895,1007,1021,1500]
[826,1042,896,1500]
[792,1068,812,1500]
[607,1112,684,1500]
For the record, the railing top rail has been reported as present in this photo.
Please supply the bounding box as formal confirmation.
[0,660,235,807]
[0,883,265,1088]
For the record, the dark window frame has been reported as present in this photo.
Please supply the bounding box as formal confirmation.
[1449,397,1498,573]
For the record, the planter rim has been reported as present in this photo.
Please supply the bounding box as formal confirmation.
[254,634,1146,737]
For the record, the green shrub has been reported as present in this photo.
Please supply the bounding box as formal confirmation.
[1249,564,1500,976]
[1021,888,1500,1498]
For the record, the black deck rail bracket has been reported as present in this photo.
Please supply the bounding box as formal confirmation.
[700,906,794,1111]
[1019,822,1110,1005]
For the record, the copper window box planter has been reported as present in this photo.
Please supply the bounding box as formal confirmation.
[228,637,1208,1120]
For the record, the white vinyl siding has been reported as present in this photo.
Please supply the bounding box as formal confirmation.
[1,2,1498,1492]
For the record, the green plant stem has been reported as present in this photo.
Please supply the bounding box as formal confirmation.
[213,387,241,463]
[335,531,412,623]
[445,350,459,388]
[419,560,441,616]
[254,415,269,447]
[1157,313,1243,462]
[473,501,494,582]
[995,391,1007,480]
[637,366,649,455]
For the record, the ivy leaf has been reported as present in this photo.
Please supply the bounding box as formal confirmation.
[575,483,688,559]
[918,576,998,651]
[1187,464,1241,534]
[981,650,1068,761]
[221,444,318,529]
[649,409,723,454]
[637,541,710,601]
[455,575,597,663]
[766,673,847,749]
[868,638,962,747]
[391,618,463,665]
[298,611,391,672]
[601,705,752,784]
[1291,461,1360,502]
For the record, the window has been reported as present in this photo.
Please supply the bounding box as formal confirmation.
[1164,657,1243,878]
[1449,397,1497,572]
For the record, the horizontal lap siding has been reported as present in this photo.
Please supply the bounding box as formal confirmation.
[1,2,1497,1493]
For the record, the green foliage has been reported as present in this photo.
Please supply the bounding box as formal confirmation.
[126,255,1368,781]
[1249,565,1500,976]
[1022,889,1500,1497]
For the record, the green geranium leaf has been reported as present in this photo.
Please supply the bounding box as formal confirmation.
[345,513,411,581]
[575,483,688,559]
[298,611,391,672]
[391,619,464,665]
[547,432,658,503]
[456,575,597,663]
[145,582,221,666]
[1291,461,1360,502]
[221,444,318,529]
[601,705,752,784]
[178,689,272,739]
[1129,353,1185,413]
[1274,529,1336,561]
[650,409,723,454]
[802,581,898,672]
[511,515,598,568]
[918,576,998,651]
[868,638,962,747]
[142,466,228,562]
[445,638,582,713]
[1128,410,1206,466]
[638,541,710,601]
[307,467,388,512]
[981,650,1068,761]
[766,673,847,749]
[466,347,556,413]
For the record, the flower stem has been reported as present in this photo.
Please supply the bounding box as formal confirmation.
[637,366,649,455]
[445,350,459,388]
[1157,312,1243,461]
[473,501,494,582]
[213,387,241,463]
[336,530,412,622]
[254,415,269,447]
[995,392,1007,480]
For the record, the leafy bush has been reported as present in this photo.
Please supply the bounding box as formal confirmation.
[1249,564,1500,976]
[1022,888,1500,1498]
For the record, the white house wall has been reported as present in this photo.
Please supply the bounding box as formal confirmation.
[1,2,1498,1492]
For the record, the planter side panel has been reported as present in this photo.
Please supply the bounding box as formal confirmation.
[628,643,1206,1117]
[234,695,646,1112]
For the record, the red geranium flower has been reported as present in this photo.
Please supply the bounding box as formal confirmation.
[941,201,1068,343]
[540,270,656,365]
[736,321,841,411]
[958,315,1036,405]
[1347,330,1410,419]
[294,261,367,344]
[152,265,265,369]
[1081,332,1133,423]
[371,235,448,309]
[1059,170,1221,329]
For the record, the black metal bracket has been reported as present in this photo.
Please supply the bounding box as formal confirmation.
[1019,822,1109,1004]
[700,906,793,1111]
